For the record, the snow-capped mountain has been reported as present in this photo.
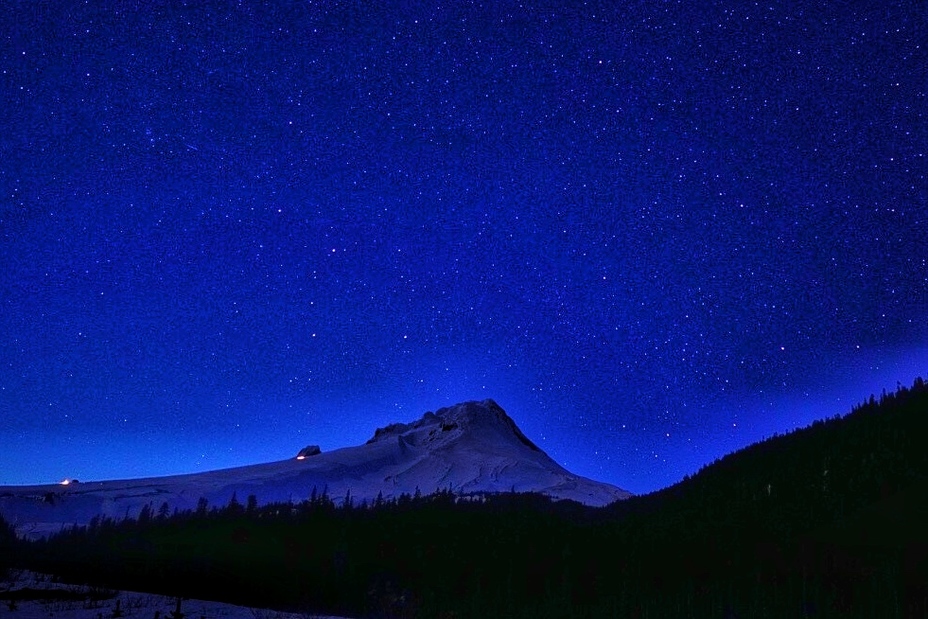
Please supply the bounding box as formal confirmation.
[0,399,630,536]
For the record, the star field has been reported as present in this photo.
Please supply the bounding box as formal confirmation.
[1,1,927,493]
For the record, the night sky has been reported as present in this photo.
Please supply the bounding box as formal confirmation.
[2,1,926,494]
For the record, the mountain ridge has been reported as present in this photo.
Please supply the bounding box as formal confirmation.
[0,399,630,536]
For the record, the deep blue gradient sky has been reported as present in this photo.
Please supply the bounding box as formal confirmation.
[1,1,926,493]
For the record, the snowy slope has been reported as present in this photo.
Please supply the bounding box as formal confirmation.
[0,400,630,535]
[0,571,349,619]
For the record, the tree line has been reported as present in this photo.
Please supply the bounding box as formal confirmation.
[3,377,928,618]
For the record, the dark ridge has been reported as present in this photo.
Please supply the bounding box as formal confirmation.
[12,378,928,618]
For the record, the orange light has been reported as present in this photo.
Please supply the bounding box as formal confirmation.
[296,456,306,460]
[60,479,70,486]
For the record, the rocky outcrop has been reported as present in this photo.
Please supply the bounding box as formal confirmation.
[296,445,321,458]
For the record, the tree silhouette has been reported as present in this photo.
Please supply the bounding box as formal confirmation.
[12,377,928,618]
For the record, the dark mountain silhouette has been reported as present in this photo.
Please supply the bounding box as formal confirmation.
[5,379,927,618]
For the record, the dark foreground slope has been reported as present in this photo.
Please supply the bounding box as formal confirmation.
[7,379,928,618]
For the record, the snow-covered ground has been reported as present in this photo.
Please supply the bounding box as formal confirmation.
[0,571,349,619]
[1,400,631,538]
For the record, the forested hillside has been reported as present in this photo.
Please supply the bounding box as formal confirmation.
[5,379,928,618]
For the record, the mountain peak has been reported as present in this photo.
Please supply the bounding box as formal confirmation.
[1,399,631,536]
[433,399,542,452]
[366,399,539,452]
